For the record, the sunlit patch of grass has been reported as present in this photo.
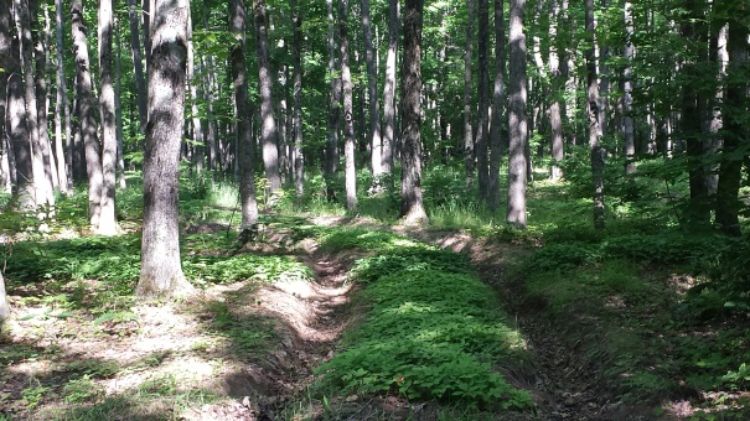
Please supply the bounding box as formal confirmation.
[316,231,532,409]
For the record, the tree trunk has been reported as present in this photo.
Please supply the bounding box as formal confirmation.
[622,0,636,174]
[291,0,304,197]
[0,3,9,193]
[138,0,193,297]
[2,0,34,209]
[231,0,259,227]
[35,5,59,193]
[253,0,282,194]
[463,0,475,187]
[361,0,382,190]
[548,0,564,180]
[54,0,70,193]
[400,0,427,225]
[382,0,397,175]
[186,4,204,173]
[506,0,528,228]
[15,0,54,208]
[114,14,126,189]
[339,0,357,211]
[476,0,490,200]
[98,0,118,235]
[487,0,505,211]
[128,0,148,132]
[681,0,710,227]
[585,0,605,230]
[715,7,748,236]
[325,0,340,200]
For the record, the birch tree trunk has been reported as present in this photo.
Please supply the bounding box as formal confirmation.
[137,0,193,297]
[339,0,357,211]
[506,0,528,228]
[400,0,427,225]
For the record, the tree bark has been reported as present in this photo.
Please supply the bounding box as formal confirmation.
[72,0,103,228]
[585,0,605,230]
[548,0,564,180]
[400,0,427,225]
[54,0,70,193]
[339,0,357,211]
[680,0,710,227]
[114,14,126,189]
[138,0,193,297]
[476,0,490,200]
[325,0,340,200]
[622,0,636,174]
[128,0,148,132]
[231,0,259,227]
[35,5,59,193]
[15,0,54,208]
[253,0,282,194]
[715,7,748,236]
[463,0,475,187]
[291,0,304,197]
[98,0,118,235]
[361,0,382,190]
[2,0,35,209]
[186,4,204,173]
[506,0,528,228]
[382,0,397,175]
[487,0,505,211]
[0,3,9,193]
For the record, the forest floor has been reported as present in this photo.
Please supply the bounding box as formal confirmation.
[2,174,750,419]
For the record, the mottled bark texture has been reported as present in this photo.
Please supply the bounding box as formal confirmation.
[381,0,398,175]
[231,0,259,227]
[54,0,70,193]
[548,0,564,180]
[253,0,282,194]
[137,0,193,297]
[339,0,357,211]
[463,0,475,187]
[325,0,340,200]
[2,0,34,209]
[585,0,605,229]
[506,0,528,228]
[98,0,118,235]
[622,0,636,174]
[128,0,147,132]
[400,0,427,225]
[362,0,382,190]
[715,5,748,236]
[291,0,304,197]
[487,0,505,211]
[72,0,104,228]
[16,0,54,208]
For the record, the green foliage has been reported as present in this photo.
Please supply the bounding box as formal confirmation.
[20,382,48,409]
[203,301,276,357]
[317,233,531,409]
[63,375,103,403]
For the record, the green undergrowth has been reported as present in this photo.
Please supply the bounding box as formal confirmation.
[3,232,310,315]
[315,229,533,411]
